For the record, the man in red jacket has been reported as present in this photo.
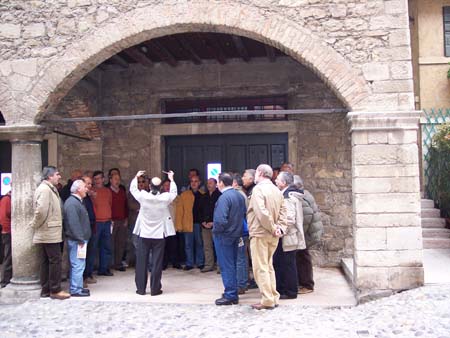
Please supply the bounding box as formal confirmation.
[110,173,129,271]
[0,189,12,287]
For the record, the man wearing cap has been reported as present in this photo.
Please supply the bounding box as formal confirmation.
[130,170,177,296]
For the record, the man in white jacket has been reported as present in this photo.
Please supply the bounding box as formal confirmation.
[130,170,177,296]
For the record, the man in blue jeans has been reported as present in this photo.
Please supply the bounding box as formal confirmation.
[213,173,246,306]
[63,180,91,297]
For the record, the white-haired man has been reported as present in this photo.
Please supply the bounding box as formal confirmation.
[247,164,287,310]
[63,179,91,297]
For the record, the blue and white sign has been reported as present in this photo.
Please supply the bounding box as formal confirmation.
[1,173,12,195]
[207,163,221,180]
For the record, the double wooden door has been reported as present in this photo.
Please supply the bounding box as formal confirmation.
[165,133,288,183]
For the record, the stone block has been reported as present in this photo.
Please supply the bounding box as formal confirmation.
[390,61,413,79]
[352,164,419,178]
[398,93,415,110]
[367,131,388,144]
[353,177,420,194]
[388,266,424,289]
[354,193,420,213]
[384,0,407,15]
[365,93,399,110]
[388,129,418,144]
[370,15,408,30]
[351,131,368,145]
[386,227,423,250]
[355,249,423,267]
[353,213,421,228]
[362,63,390,81]
[354,266,390,289]
[11,59,37,77]
[0,23,21,39]
[354,227,386,250]
[353,144,419,166]
[389,29,411,47]
[23,23,46,38]
[372,79,413,93]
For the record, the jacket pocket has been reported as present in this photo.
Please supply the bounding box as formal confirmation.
[47,220,61,228]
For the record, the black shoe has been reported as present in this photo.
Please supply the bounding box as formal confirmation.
[183,266,193,271]
[151,290,163,296]
[247,280,258,289]
[82,288,90,294]
[280,294,296,300]
[71,291,90,297]
[115,266,126,272]
[215,297,238,305]
[197,265,204,270]
[40,292,50,298]
[136,290,146,295]
[173,264,182,269]
[98,271,114,276]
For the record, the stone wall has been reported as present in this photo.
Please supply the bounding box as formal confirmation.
[0,0,413,125]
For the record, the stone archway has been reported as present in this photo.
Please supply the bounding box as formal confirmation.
[10,2,372,125]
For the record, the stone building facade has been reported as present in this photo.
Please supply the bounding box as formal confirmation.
[0,0,422,303]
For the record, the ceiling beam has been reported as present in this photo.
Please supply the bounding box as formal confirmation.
[265,45,276,62]
[176,36,202,65]
[232,36,250,62]
[146,40,178,67]
[201,34,227,65]
[123,47,153,67]
[111,54,129,69]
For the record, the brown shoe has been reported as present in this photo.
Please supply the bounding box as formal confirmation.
[251,303,275,310]
[298,287,313,294]
[86,276,97,284]
[238,288,246,295]
[50,290,71,300]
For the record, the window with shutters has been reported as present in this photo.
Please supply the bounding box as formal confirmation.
[444,7,450,56]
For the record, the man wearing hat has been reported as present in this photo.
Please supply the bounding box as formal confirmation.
[130,170,177,296]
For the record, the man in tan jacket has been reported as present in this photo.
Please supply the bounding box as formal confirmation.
[247,164,287,310]
[29,166,70,300]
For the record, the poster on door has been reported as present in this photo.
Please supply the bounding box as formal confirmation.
[207,163,221,180]
[1,173,12,195]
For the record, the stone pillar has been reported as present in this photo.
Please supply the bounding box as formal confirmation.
[348,111,424,303]
[0,126,44,304]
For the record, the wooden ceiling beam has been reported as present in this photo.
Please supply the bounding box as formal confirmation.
[201,34,227,65]
[123,47,153,67]
[146,40,178,67]
[232,36,250,62]
[265,45,276,63]
[176,36,202,65]
[111,54,129,69]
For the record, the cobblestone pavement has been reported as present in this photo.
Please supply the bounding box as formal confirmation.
[0,285,449,338]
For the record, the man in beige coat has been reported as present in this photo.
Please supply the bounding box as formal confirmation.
[29,166,70,300]
[247,164,287,310]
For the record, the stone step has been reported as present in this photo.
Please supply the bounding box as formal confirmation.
[422,218,446,228]
[421,208,441,218]
[421,199,435,208]
[423,238,450,249]
[422,228,450,238]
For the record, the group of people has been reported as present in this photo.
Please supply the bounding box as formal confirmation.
[1,160,323,310]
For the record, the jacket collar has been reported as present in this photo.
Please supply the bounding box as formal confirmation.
[42,180,60,197]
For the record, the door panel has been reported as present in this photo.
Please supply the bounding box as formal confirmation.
[248,144,268,170]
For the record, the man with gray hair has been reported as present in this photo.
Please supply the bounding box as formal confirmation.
[242,169,256,198]
[29,166,70,300]
[64,180,91,297]
[247,164,287,310]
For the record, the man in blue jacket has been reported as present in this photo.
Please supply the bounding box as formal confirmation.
[213,172,246,305]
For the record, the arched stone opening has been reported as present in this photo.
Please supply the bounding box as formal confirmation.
[15,2,371,126]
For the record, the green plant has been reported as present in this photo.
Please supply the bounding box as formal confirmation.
[432,122,450,151]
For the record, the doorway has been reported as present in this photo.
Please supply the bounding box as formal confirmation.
[165,133,288,182]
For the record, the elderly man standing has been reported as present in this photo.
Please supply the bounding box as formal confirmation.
[29,166,70,300]
[247,164,287,310]
[64,180,91,297]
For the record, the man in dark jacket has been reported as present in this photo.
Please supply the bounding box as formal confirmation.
[64,179,91,297]
[82,175,97,285]
[213,173,246,306]
[199,178,221,272]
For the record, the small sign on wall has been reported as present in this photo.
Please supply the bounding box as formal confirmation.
[207,163,221,180]
[1,173,12,195]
